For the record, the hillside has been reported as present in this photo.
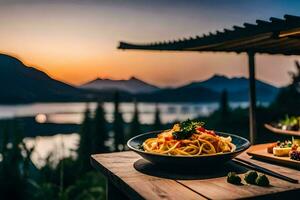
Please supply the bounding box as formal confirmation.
[135,75,279,102]
[0,54,85,104]
[135,86,220,102]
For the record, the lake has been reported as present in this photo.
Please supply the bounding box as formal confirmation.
[0,101,261,124]
[0,101,268,167]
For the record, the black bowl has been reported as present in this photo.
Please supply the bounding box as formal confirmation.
[127,131,251,168]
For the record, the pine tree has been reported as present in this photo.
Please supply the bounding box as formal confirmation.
[0,121,9,154]
[272,60,300,115]
[77,104,93,172]
[220,89,229,117]
[290,60,300,92]
[0,120,26,199]
[11,120,26,195]
[91,102,108,153]
[113,92,125,151]
[129,100,141,139]
[153,103,162,130]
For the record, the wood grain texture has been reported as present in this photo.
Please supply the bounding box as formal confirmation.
[91,144,300,200]
[91,152,205,200]
[179,174,300,199]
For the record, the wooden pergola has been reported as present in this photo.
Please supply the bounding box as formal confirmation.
[118,14,300,144]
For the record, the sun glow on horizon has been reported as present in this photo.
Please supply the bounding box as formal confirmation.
[0,1,300,87]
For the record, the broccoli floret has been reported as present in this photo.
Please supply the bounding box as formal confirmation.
[227,172,241,185]
[244,170,258,184]
[255,174,269,186]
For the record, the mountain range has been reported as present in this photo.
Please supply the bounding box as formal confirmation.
[0,53,280,104]
[80,75,279,102]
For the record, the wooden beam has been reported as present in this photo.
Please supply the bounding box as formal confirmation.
[279,27,300,38]
[232,38,290,51]
[248,52,257,144]
[185,33,272,51]
[260,43,300,53]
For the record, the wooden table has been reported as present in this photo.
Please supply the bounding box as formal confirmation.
[91,144,300,199]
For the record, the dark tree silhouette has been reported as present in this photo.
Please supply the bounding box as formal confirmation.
[290,60,300,92]
[220,89,229,118]
[0,120,28,200]
[113,92,125,151]
[129,100,141,139]
[271,60,300,115]
[0,112,107,200]
[153,103,162,130]
[91,102,108,153]
[77,104,93,172]
[0,122,9,153]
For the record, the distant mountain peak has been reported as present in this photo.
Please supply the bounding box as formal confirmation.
[80,76,159,94]
[92,76,141,82]
[210,74,227,79]
[129,76,139,81]
[181,74,279,102]
[207,74,247,81]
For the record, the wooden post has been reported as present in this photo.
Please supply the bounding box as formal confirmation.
[248,52,257,144]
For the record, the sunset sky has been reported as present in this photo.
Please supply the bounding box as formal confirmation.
[1,0,300,87]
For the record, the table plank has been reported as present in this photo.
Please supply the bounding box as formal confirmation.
[179,173,300,199]
[91,144,300,200]
[91,152,205,200]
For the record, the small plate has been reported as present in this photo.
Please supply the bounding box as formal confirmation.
[264,124,300,137]
[127,131,251,168]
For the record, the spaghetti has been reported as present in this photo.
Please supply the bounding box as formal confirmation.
[143,120,236,156]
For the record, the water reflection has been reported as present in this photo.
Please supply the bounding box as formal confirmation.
[23,133,79,168]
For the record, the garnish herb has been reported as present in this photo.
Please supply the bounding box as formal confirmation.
[172,119,205,140]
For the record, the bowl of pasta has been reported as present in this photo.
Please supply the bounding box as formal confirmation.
[127,120,251,167]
